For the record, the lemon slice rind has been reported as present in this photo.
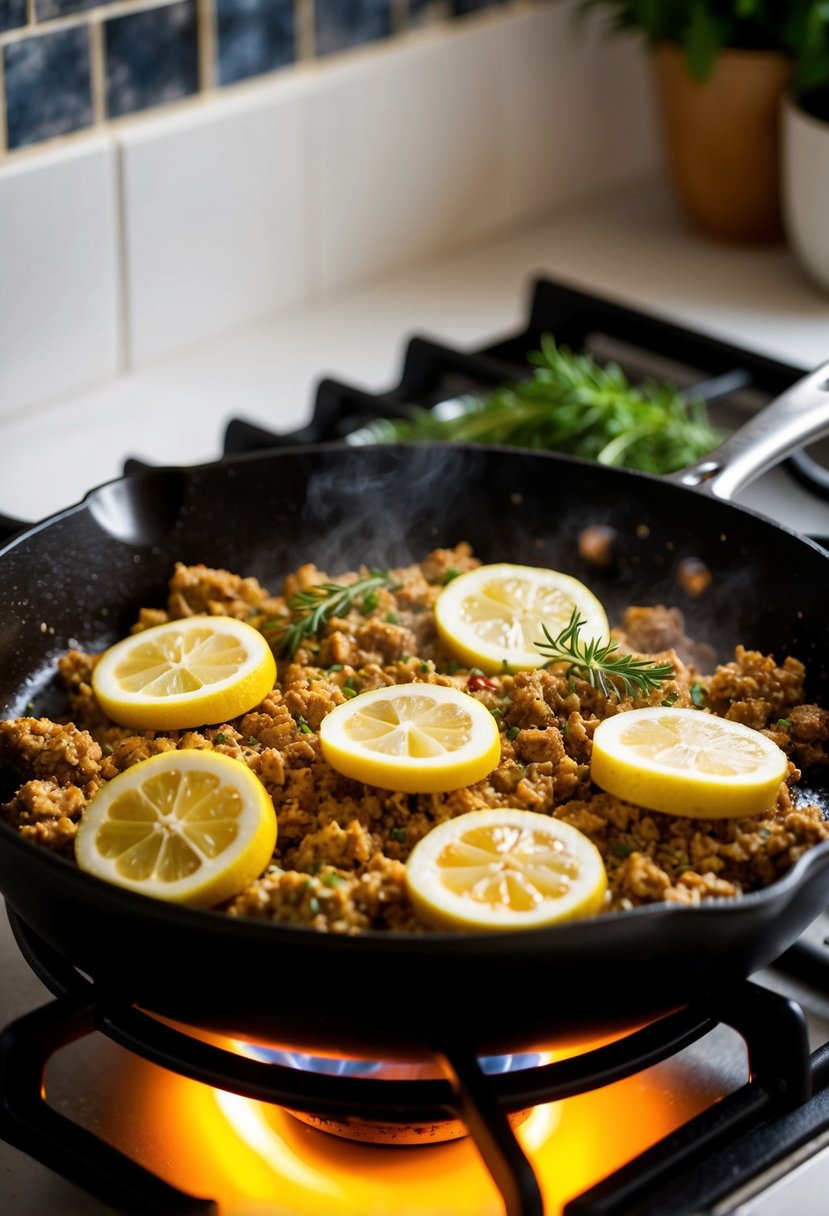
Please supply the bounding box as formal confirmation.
[435,562,609,674]
[319,683,501,794]
[75,750,277,907]
[92,616,276,730]
[406,808,607,931]
[591,707,788,819]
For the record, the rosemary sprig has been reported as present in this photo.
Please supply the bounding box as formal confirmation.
[351,336,725,476]
[274,571,397,658]
[535,608,675,699]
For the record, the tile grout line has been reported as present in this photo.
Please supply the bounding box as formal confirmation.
[197,0,216,92]
[0,0,186,45]
[113,140,134,372]
[0,50,6,159]
[296,0,315,62]
[89,18,106,125]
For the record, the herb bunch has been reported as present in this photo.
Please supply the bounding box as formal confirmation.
[535,608,675,699]
[272,571,397,659]
[358,337,723,476]
[579,1,829,92]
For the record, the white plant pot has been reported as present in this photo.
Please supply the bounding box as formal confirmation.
[782,93,829,293]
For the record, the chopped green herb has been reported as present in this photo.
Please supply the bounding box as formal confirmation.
[295,715,312,735]
[614,842,633,859]
[323,871,344,887]
[490,706,502,718]
[536,608,674,700]
[759,828,772,839]
[25,701,36,715]
[560,720,570,736]
[389,827,407,843]
[401,653,411,664]
[310,860,321,875]
[385,612,399,624]
[419,661,431,673]
[103,743,114,755]
[327,663,344,673]
[343,686,357,699]
[344,677,358,690]
[447,661,461,675]
[777,718,793,729]
[507,726,521,741]
[215,732,229,744]
[660,692,679,707]
[302,877,313,890]
[309,896,321,916]
[361,589,380,614]
[690,683,706,708]
[441,568,461,585]
[247,735,259,746]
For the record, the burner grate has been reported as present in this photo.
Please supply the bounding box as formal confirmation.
[1,908,825,1216]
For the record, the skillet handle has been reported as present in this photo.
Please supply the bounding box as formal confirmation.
[670,360,829,502]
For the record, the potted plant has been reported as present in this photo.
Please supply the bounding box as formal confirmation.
[783,85,829,292]
[581,2,829,244]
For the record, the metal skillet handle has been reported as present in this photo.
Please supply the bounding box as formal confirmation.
[669,360,829,502]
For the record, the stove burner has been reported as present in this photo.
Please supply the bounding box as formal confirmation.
[241,1046,545,1143]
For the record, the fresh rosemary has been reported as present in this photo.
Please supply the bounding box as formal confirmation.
[353,336,724,475]
[273,571,397,658]
[535,608,675,699]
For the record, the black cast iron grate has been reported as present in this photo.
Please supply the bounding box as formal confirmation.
[219,277,827,506]
[4,906,829,1216]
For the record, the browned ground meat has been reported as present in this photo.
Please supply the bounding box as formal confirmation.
[2,547,827,933]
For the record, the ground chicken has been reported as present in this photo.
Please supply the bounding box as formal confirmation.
[2,547,827,934]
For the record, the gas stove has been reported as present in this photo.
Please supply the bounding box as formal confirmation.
[2,278,829,1216]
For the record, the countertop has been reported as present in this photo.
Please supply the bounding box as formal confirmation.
[2,174,829,531]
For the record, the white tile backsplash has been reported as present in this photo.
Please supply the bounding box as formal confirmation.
[117,78,314,366]
[0,137,122,417]
[0,1,659,393]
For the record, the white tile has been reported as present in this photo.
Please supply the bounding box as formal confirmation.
[476,1,660,237]
[313,3,659,296]
[118,78,314,367]
[313,24,503,296]
[0,137,122,418]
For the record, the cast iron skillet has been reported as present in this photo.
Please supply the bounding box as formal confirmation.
[1,366,829,1060]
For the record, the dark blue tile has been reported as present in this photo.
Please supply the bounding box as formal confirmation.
[0,0,26,34]
[4,27,93,150]
[105,0,199,119]
[315,0,392,58]
[35,0,98,21]
[452,0,508,14]
[216,0,295,86]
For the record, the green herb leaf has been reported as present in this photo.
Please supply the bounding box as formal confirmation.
[361,589,380,614]
[295,715,312,735]
[614,842,633,859]
[342,686,357,699]
[215,732,229,744]
[323,871,344,887]
[385,612,399,624]
[442,568,461,585]
[389,827,407,843]
[660,692,679,707]
[777,718,793,729]
[507,725,521,741]
[535,608,675,699]
[277,572,399,658]
[690,682,706,708]
[358,337,724,476]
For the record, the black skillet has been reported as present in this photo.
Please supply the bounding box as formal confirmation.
[1,365,829,1060]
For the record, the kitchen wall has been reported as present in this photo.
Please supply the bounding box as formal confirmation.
[0,0,659,416]
[0,0,511,154]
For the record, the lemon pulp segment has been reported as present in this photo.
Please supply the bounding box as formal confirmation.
[406,808,607,930]
[75,750,277,906]
[434,563,609,674]
[92,616,276,730]
[319,683,501,793]
[591,707,789,818]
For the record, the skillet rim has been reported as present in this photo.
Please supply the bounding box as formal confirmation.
[1,440,828,952]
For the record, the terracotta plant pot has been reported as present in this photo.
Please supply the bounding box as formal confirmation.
[651,44,793,243]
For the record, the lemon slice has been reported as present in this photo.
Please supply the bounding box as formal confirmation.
[435,562,609,674]
[319,683,500,794]
[591,707,788,819]
[92,616,276,730]
[406,808,607,931]
[75,750,277,906]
